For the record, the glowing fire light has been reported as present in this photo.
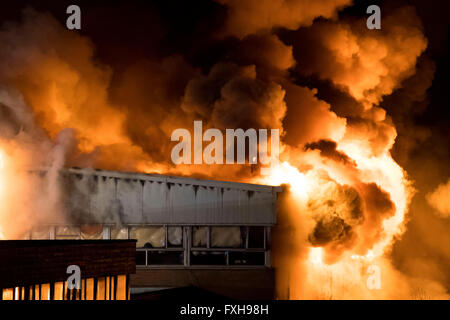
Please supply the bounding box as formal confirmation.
[351,250,375,261]
[309,247,324,265]
[261,161,310,198]
[0,150,4,240]
[253,134,413,299]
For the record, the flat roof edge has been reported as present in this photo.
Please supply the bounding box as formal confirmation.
[53,167,283,192]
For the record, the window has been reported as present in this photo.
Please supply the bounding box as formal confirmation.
[168,227,183,247]
[30,226,51,240]
[34,224,271,268]
[111,227,128,239]
[55,226,80,240]
[248,226,265,249]
[130,226,165,248]
[81,225,103,239]
[211,227,243,248]
[190,251,227,265]
[128,225,269,267]
[136,250,146,265]
[189,226,268,267]
[129,226,185,266]
[147,251,184,265]
[228,252,265,266]
[30,225,108,240]
[192,226,207,247]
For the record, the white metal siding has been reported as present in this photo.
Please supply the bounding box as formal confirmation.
[56,168,280,225]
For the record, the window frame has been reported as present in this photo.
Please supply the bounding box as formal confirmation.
[28,224,271,268]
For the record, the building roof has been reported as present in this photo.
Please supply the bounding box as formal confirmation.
[65,167,282,192]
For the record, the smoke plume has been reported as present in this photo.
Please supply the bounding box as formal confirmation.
[427,179,450,218]
[0,1,448,299]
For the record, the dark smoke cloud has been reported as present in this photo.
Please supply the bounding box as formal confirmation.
[217,0,352,38]
[309,215,354,247]
[305,140,356,166]
[112,55,199,164]
[182,62,287,131]
[282,83,346,147]
[229,34,296,78]
[354,182,396,254]
[0,0,447,298]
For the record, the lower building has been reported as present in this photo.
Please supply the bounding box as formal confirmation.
[0,240,136,300]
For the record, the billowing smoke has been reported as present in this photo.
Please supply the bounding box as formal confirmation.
[0,1,448,299]
[217,0,352,38]
[288,6,428,108]
[427,179,450,218]
[0,87,73,238]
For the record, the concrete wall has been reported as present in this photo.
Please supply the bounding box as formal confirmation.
[53,168,281,226]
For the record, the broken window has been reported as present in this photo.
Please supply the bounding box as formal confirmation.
[130,226,165,248]
[110,227,128,239]
[81,225,103,239]
[55,226,80,239]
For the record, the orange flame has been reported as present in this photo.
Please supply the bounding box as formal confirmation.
[252,135,414,299]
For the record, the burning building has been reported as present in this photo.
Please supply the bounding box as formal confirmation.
[0,0,448,300]
[21,167,281,299]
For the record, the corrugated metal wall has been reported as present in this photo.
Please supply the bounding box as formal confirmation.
[54,168,281,225]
